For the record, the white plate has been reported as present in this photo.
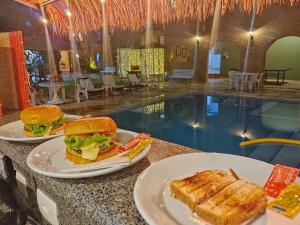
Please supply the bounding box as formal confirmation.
[134,153,300,225]
[27,129,150,178]
[0,115,81,143]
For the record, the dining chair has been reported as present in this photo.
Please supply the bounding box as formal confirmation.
[255,73,265,89]
[241,73,257,91]
[228,71,236,90]
[76,78,89,102]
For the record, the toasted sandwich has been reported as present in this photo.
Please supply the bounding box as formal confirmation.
[170,170,238,209]
[195,180,266,225]
[170,170,267,225]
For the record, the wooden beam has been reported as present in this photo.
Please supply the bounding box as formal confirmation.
[13,0,59,9]
[14,0,39,9]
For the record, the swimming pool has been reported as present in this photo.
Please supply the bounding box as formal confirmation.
[110,93,300,168]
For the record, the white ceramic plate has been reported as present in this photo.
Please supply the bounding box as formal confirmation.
[0,115,81,143]
[27,129,150,178]
[134,153,300,225]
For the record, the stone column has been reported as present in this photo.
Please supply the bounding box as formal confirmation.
[193,38,209,83]
[240,40,267,73]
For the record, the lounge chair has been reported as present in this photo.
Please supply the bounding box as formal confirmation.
[101,74,125,95]
[168,69,194,81]
[127,73,148,91]
[87,79,105,95]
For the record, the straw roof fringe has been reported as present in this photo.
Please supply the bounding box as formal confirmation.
[36,0,300,36]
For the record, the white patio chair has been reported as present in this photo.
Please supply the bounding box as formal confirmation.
[241,73,257,92]
[228,71,236,90]
[255,73,265,89]
[234,72,243,90]
[76,78,89,102]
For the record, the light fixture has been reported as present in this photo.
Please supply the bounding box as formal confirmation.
[241,131,247,138]
[75,53,79,58]
[195,35,200,44]
[248,31,254,40]
[66,9,72,17]
[41,18,48,24]
[101,0,105,2]
[192,122,200,128]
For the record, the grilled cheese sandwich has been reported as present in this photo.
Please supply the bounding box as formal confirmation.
[170,170,267,225]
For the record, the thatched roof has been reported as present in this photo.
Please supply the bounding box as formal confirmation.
[15,0,300,36]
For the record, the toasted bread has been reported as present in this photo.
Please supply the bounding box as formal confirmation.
[170,170,238,209]
[195,180,267,225]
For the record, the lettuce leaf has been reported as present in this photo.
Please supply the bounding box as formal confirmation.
[64,134,111,152]
[24,114,66,137]
[24,123,52,136]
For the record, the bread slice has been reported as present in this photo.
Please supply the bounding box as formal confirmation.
[195,180,267,225]
[170,170,238,209]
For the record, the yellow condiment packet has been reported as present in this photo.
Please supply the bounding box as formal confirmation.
[126,138,153,159]
[268,183,300,218]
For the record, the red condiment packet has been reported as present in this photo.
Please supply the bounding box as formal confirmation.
[263,164,299,198]
[119,133,151,152]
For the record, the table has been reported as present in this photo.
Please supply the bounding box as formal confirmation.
[0,112,195,225]
[39,82,67,104]
[264,69,291,85]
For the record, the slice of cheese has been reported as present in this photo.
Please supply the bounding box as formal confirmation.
[81,143,100,160]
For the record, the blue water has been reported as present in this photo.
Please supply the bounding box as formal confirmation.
[110,94,300,168]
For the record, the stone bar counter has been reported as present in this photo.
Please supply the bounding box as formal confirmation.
[0,113,195,225]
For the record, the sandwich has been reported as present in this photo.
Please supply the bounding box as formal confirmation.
[170,170,267,225]
[20,105,66,137]
[195,180,266,225]
[64,117,119,164]
[170,170,238,209]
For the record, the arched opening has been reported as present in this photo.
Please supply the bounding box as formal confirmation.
[265,36,300,80]
[208,41,241,77]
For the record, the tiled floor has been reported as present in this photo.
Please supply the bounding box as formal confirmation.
[59,78,300,116]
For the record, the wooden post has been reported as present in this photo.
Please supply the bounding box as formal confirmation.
[0,31,30,111]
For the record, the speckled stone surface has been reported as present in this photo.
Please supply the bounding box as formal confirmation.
[0,123,195,225]
[1,79,300,224]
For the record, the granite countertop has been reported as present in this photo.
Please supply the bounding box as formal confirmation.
[0,113,196,225]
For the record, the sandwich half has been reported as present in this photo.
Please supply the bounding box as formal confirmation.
[20,105,66,137]
[170,170,238,209]
[64,117,119,164]
[195,179,266,225]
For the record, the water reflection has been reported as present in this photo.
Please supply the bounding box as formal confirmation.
[110,94,300,168]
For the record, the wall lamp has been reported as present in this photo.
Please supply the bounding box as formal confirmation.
[195,35,200,44]
[65,9,72,17]
[41,18,48,24]
[248,31,254,40]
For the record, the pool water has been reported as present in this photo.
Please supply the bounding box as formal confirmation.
[110,94,300,168]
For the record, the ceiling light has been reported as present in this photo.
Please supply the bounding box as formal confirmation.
[195,35,200,44]
[248,31,254,40]
[41,18,48,24]
[66,9,72,17]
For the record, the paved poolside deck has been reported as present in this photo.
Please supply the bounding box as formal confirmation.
[3,78,300,120]
[60,78,300,116]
